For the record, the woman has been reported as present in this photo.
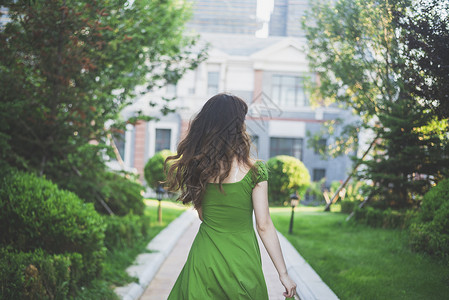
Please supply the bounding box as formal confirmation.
[165,93,297,299]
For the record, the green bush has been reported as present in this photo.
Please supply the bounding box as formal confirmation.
[267,155,311,205]
[410,179,449,260]
[103,214,151,250]
[340,181,370,213]
[329,180,341,195]
[353,206,416,229]
[0,246,83,299]
[144,149,175,189]
[418,178,449,222]
[341,200,357,214]
[344,180,370,201]
[98,172,145,216]
[0,170,106,283]
[304,178,326,205]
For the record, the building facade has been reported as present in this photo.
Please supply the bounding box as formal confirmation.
[117,32,354,188]
[186,0,262,35]
[269,0,310,37]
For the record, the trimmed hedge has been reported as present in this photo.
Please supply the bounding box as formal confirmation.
[0,246,83,299]
[341,200,357,214]
[0,170,106,283]
[352,206,416,229]
[409,179,449,260]
[103,213,151,250]
[99,172,145,216]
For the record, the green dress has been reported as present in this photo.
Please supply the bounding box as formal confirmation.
[167,161,269,300]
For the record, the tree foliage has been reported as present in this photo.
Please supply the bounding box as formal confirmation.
[303,0,406,155]
[267,155,311,205]
[0,0,206,202]
[302,0,449,208]
[395,0,449,119]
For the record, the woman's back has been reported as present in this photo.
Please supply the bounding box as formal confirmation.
[167,161,270,299]
[202,163,260,233]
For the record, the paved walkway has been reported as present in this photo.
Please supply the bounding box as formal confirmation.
[140,218,286,300]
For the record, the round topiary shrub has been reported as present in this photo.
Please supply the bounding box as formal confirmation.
[267,155,311,205]
[144,149,175,189]
[0,170,106,283]
[409,178,449,260]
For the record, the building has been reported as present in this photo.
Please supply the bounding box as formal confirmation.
[269,0,310,37]
[117,31,354,188]
[187,0,262,35]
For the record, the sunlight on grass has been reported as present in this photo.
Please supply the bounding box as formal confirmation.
[269,204,341,213]
[144,199,187,243]
[271,210,449,300]
[144,198,187,210]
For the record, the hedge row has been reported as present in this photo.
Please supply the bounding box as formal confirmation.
[352,206,417,229]
[0,247,83,299]
[0,169,150,298]
[98,172,145,216]
[409,179,449,261]
[0,170,106,284]
[103,213,151,250]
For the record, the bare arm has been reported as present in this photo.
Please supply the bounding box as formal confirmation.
[252,181,297,298]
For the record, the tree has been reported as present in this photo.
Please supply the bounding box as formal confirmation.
[302,0,449,209]
[0,0,207,203]
[359,98,448,208]
[267,155,311,205]
[395,0,449,119]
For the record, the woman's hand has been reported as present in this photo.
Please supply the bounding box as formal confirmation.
[280,273,297,298]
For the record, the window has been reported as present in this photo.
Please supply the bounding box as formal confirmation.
[313,169,326,182]
[271,75,308,107]
[270,137,303,160]
[155,129,171,153]
[315,138,327,154]
[207,71,219,95]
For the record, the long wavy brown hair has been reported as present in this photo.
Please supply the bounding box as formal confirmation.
[165,93,254,209]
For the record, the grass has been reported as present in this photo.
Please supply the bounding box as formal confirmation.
[143,199,188,239]
[270,206,449,300]
[102,200,186,291]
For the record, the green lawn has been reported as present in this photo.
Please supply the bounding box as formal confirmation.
[103,200,186,289]
[270,206,449,300]
[143,199,188,239]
